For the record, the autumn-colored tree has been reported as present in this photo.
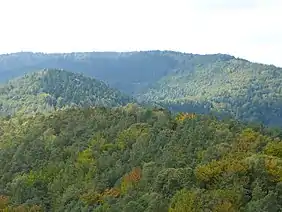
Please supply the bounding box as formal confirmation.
[175,112,196,122]
[121,167,142,194]
[0,195,9,210]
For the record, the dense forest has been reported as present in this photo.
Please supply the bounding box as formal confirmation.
[1,105,282,211]
[0,69,132,116]
[1,51,282,126]
[1,51,282,211]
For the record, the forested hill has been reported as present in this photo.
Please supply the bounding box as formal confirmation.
[0,69,132,116]
[1,105,282,211]
[1,51,282,126]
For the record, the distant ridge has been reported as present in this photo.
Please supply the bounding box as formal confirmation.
[1,51,282,126]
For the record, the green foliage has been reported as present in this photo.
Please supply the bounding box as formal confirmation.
[264,141,282,158]
[169,189,202,212]
[1,106,282,211]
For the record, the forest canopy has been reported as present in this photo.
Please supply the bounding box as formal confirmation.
[1,105,282,211]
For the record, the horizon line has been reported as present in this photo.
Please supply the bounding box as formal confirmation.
[0,49,279,67]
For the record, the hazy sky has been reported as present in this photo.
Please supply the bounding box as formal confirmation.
[0,0,281,66]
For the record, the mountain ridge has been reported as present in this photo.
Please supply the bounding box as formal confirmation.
[1,51,282,126]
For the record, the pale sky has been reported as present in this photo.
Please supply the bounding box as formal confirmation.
[0,0,281,66]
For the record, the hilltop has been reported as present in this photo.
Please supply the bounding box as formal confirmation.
[0,69,133,116]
